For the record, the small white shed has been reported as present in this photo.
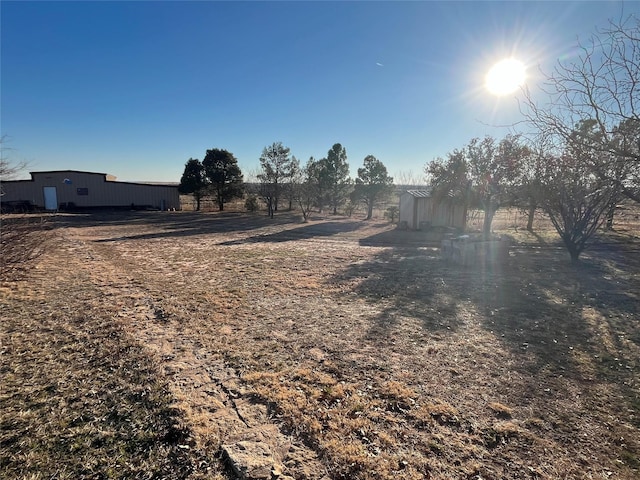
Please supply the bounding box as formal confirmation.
[399,189,466,230]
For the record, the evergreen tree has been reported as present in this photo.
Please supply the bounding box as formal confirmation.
[202,149,244,211]
[353,155,394,219]
[323,143,351,214]
[178,158,207,211]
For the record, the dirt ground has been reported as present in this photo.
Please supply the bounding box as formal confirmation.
[2,208,639,479]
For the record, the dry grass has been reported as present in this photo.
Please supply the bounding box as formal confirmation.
[0,214,52,281]
[2,207,639,479]
[0,235,220,479]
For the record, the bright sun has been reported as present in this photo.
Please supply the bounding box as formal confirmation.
[485,58,526,96]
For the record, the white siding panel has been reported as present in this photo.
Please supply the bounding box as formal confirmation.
[397,191,467,230]
[399,193,414,226]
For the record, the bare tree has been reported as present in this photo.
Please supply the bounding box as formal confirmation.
[0,136,28,193]
[291,158,318,222]
[538,147,620,263]
[1,137,50,280]
[283,156,301,211]
[394,169,425,187]
[521,14,640,202]
[258,142,296,212]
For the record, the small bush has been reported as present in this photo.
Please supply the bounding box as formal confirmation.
[344,202,358,217]
[244,195,259,212]
[384,206,399,223]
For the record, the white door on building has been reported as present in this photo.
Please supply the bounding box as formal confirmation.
[43,186,58,210]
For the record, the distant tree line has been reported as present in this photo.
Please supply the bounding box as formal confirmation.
[179,142,394,220]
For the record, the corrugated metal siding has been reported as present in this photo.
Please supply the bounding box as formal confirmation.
[399,191,466,230]
[1,171,180,210]
[399,193,415,226]
[416,197,431,228]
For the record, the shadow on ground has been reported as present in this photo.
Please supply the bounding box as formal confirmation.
[218,220,366,245]
[331,234,639,388]
[53,211,303,242]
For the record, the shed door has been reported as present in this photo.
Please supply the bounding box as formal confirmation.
[43,186,58,210]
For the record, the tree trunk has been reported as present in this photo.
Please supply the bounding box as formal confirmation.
[482,208,495,239]
[300,204,309,222]
[217,191,224,211]
[195,195,201,211]
[605,204,615,230]
[366,203,373,220]
[526,204,536,231]
[562,236,582,263]
[569,247,581,263]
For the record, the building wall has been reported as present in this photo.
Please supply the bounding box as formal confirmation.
[399,193,416,227]
[1,171,180,210]
[430,199,466,229]
[399,192,466,230]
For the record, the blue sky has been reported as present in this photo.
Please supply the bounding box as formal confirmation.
[1,1,635,183]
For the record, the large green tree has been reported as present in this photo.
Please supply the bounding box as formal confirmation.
[178,158,207,211]
[284,156,301,211]
[202,149,244,211]
[513,145,546,232]
[305,156,329,212]
[425,135,527,237]
[258,142,296,213]
[291,157,321,222]
[323,143,351,214]
[352,155,394,220]
[426,149,470,205]
[466,135,528,238]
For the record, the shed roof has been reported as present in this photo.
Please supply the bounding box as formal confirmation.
[404,189,432,198]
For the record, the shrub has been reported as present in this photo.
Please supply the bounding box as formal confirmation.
[244,195,259,212]
[344,201,358,217]
[384,206,399,223]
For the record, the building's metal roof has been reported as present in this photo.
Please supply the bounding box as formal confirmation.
[30,169,110,177]
[404,189,432,198]
[5,170,178,188]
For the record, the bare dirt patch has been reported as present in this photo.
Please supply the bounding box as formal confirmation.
[2,209,639,479]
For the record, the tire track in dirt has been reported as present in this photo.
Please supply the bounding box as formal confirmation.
[57,228,331,480]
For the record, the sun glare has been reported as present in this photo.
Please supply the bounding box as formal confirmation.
[485,58,526,96]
